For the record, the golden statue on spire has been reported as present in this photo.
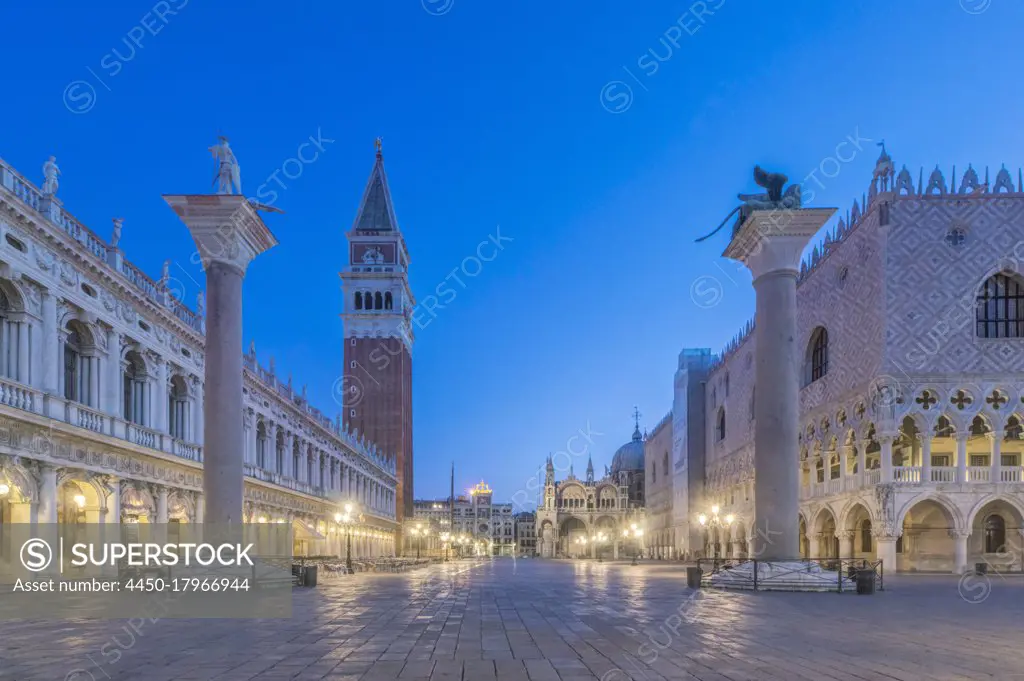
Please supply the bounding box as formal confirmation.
[375,137,383,155]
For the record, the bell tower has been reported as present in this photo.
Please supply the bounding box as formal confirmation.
[340,139,415,522]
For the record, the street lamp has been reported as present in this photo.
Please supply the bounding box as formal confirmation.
[440,532,451,562]
[697,506,734,558]
[334,502,360,573]
[593,531,608,562]
[623,524,645,565]
[411,523,429,559]
[574,535,588,558]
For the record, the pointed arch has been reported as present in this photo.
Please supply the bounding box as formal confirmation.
[895,492,964,532]
[965,494,1024,530]
[804,326,829,386]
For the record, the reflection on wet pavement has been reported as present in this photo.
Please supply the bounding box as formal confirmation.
[1,558,1022,680]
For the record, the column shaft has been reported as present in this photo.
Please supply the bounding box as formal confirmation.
[202,261,245,524]
[751,269,800,560]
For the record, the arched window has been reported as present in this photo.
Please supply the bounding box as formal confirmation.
[976,273,1024,338]
[354,292,363,310]
[63,323,95,406]
[860,519,872,552]
[984,514,1006,554]
[0,289,17,381]
[256,420,267,468]
[805,327,829,385]
[384,292,393,310]
[375,291,383,310]
[168,375,190,440]
[275,430,285,474]
[715,408,726,442]
[123,351,148,425]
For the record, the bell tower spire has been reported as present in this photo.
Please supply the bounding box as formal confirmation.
[340,140,415,523]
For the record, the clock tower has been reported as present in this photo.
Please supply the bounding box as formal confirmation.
[340,140,415,522]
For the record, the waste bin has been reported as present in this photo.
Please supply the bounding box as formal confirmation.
[855,568,875,595]
[975,563,988,575]
[303,565,318,587]
[686,566,702,590]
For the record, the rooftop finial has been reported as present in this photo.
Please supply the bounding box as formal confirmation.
[632,406,642,441]
[375,137,383,158]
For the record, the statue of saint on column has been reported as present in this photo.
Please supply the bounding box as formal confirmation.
[209,136,241,195]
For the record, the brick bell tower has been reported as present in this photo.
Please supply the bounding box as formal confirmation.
[340,139,415,523]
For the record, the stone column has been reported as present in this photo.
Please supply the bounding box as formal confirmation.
[155,359,169,434]
[37,465,58,525]
[989,433,1001,484]
[723,208,833,561]
[808,533,821,560]
[879,434,894,482]
[41,291,58,394]
[156,487,169,524]
[876,536,897,572]
[194,380,205,446]
[956,434,969,483]
[16,320,29,384]
[839,530,855,559]
[285,432,295,479]
[839,445,850,490]
[102,328,121,416]
[164,194,277,525]
[952,530,969,574]
[920,435,932,484]
[857,441,867,482]
[105,478,120,524]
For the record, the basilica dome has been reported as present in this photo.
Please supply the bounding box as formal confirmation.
[610,426,645,475]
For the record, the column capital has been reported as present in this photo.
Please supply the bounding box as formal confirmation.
[836,530,855,540]
[723,208,836,279]
[163,194,278,275]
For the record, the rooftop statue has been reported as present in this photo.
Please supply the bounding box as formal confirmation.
[42,156,61,196]
[209,136,241,195]
[695,165,802,242]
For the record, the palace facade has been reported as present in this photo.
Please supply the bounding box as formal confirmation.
[0,153,399,559]
[664,149,1024,573]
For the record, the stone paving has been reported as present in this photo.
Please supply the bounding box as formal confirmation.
[2,558,1024,680]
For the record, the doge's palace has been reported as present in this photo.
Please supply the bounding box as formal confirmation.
[0,155,398,559]
[674,148,1024,574]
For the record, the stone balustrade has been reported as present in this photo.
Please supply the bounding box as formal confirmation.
[801,463,1024,500]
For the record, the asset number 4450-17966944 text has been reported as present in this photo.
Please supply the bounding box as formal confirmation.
[123,577,250,592]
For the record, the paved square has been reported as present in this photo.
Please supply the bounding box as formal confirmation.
[2,559,1023,681]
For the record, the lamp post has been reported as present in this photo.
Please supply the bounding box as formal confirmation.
[440,532,451,562]
[411,523,429,559]
[623,523,645,565]
[574,535,588,559]
[593,531,608,562]
[697,505,735,559]
[334,502,360,573]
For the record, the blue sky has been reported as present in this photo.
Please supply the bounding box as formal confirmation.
[1,0,1017,504]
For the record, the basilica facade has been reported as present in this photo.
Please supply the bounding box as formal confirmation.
[0,153,399,559]
[536,426,647,559]
[665,149,1024,573]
